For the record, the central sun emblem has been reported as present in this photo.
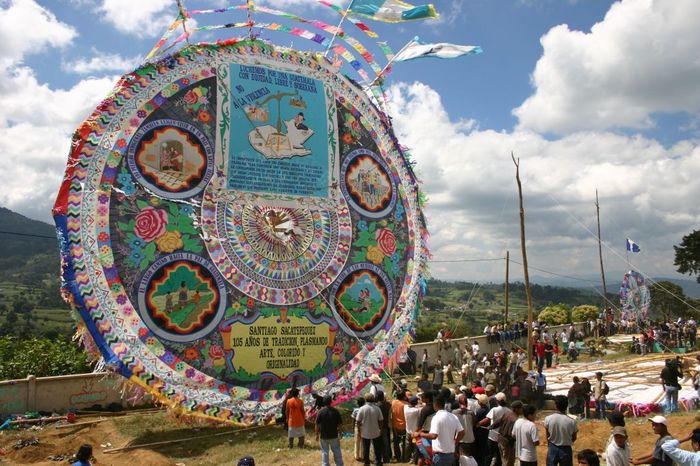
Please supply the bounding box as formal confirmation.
[242,206,316,262]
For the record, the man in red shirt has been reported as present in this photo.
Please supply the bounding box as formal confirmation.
[535,341,546,371]
[286,388,306,448]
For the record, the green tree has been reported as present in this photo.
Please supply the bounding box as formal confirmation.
[674,230,700,282]
[537,304,570,325]
[571,305,599,322]
[0,336,91,379]
[422,297,445,311]
[650,281,687,321]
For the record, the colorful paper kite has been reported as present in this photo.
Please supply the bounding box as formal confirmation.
[52,10,431,424]
[619,270,651,322]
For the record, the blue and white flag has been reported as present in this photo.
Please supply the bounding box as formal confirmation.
[626,238,641,253]
[349,0,438,22]
[393,37,483,62]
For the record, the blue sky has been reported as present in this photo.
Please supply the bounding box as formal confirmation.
[2,0,700,290]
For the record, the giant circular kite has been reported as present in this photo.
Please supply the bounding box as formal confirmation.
[53,8,429,425]
[619,270,651,322]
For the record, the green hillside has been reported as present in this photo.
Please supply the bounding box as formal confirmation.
[0,208,72,339]
[412,279,613,342]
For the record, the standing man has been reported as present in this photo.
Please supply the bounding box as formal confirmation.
[513,404,540,466]
[356,393,384,466]
[632,416,675,466]
[535,368,547,410]
[544,396,578,466]
[535,340,546,371]
[478,392,509,466]
[403,395,421,463]
[369,374,385,398]
[286,388,306,448]
[413,393,464,466]
[605,426,630,466]
[390,390,408,463]
[660,358,682,413]
[434,356,445,391]
[593,372,608,420]
[315,395,344,466]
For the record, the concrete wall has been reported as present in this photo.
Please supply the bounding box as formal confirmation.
[409,322,589,368]
[0,372,153,416]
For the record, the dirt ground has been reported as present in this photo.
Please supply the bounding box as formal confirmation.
[0,410,697,466]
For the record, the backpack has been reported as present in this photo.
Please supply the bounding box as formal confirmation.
[603,382,609,395]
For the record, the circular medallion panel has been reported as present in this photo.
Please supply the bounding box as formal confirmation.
[137,253,228,342]
[127,119,214,199]
[329,262,394,338]
[340,148,397,218]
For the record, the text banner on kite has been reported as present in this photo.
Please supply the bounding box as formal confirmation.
[222,315,333,379]
[226,63,333,199]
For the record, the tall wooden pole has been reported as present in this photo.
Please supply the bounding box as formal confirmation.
[512,154,535,371]
[504,251,510,325]
[595,190,609,311]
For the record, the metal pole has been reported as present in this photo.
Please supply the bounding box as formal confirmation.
[512,153,535,371]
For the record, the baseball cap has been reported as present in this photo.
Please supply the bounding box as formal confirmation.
[472,386,485,394]
[649,415,667,425]
[409,396,419,405]
[510,400,524,409]
[485,384,496,393]
[459,385,468,392]
[475,394,489,405]
[495,392,506,402]
[612,426,628,437]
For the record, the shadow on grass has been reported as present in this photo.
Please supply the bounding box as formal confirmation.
[111,413,288,459]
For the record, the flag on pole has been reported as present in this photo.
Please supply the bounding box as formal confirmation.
[626,238,641,253]
[393,37,483,62]
[348,0,438,23]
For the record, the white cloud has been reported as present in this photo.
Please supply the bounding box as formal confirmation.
[388,81,700,282]
[0,0,77,69]
[514,0,700,135]
[62,51,141,74]
[0,1,118,221]
[0,67,118,221]
[94,0,174,38]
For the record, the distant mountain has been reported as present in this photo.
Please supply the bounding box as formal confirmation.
[0,207,57,259]
[0,207,60,285]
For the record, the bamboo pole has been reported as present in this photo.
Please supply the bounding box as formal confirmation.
[512,153,535,371]
[55,419,108,429]
[504,250,510,326]
[102,424,269,453]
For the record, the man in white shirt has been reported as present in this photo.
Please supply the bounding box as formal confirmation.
[661,428,700,466]
[544,396,578,466]
[606,426,630,466]
[513,404,540,466]
[356,393,384,466]
[403,395,421,463]
[478,392,510,466]
[413,394,464,466]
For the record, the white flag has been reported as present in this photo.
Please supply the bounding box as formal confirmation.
[393,38,482,62]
